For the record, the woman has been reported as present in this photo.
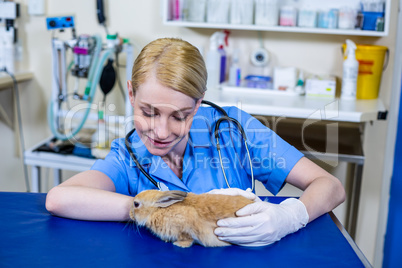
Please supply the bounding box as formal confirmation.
[46,37,345,246]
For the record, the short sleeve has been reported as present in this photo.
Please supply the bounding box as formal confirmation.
[90,138,133,195]
[226,106,304,195]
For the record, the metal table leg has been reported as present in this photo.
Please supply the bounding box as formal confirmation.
[53,169,62,187]
[346,163,364,239]
[31,166,41,193]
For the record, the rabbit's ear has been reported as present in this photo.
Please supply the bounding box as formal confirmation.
[156,191,188,208]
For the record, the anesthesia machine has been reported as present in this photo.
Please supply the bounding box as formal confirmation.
[46,14,134,143]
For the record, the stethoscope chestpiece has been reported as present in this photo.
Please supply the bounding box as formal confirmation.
[158,182,169,191]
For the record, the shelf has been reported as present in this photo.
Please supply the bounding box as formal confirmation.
[164,20,388,37]
[162,0,391,37]
[0,71,34,90]
[221,83,300,97]
[204,88,386,123]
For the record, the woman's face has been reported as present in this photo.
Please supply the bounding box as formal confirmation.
[128,73,202,157]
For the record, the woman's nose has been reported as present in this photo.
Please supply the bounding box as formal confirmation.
[154,118,170,140]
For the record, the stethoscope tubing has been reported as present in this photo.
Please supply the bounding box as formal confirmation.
[125,128,160,189]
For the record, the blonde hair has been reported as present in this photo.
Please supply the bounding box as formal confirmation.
[131,38,207,99]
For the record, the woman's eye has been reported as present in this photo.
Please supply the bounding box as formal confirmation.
[133,201,140,208]
[173,113,189,122]
[174,116,187,122]
[142,111,155,118]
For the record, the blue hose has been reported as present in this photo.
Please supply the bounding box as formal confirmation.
[83,35,103,100]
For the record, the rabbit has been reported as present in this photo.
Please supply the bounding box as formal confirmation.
[129,190,254,248]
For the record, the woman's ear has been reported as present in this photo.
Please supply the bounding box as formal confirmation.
[127,80,135,107]
[193,94,204,115]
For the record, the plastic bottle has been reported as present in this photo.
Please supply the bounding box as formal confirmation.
[206,32,222,90]
[218,44,227,83]
[92,103,107,149]
[295,71,305,94]
[341,39,359,100]
[255,0,279,26]
[229,49,241,87]
[171,0,187,21]
[218,31,230,83]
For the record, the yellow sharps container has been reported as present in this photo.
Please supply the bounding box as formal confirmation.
[343,43,388,99]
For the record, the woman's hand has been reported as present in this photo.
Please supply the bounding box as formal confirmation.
[214,197,309,247]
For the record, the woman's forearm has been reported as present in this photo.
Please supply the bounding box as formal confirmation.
[285,157,346,223]
[299,176,346,222]
[46,185,134,221]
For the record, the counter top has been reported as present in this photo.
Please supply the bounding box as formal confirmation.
[0,71,33,90]
[205,88,386,123]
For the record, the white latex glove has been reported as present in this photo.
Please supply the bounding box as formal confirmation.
[207,188,261,202]
[214,198,309,247]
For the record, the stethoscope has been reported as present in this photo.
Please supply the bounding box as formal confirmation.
[125,100,255,192]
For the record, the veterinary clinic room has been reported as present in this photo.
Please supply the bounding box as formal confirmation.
[1,0,402,266]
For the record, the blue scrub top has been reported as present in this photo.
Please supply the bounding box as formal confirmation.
[91,106,304,196]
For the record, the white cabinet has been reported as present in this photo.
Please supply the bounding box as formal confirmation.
[162,0,390,37]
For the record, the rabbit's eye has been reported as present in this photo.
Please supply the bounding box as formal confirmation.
[134,201,140,208]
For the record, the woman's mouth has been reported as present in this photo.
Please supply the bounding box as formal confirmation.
[148,137,174,148]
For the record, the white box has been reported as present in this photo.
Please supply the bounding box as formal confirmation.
[273,67,297,91]
[305,75,336,98]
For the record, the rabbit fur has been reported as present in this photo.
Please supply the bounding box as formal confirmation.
[129,190,253,248]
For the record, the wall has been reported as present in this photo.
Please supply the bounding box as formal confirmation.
[382,75,402,267]
[0,0,399,265]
